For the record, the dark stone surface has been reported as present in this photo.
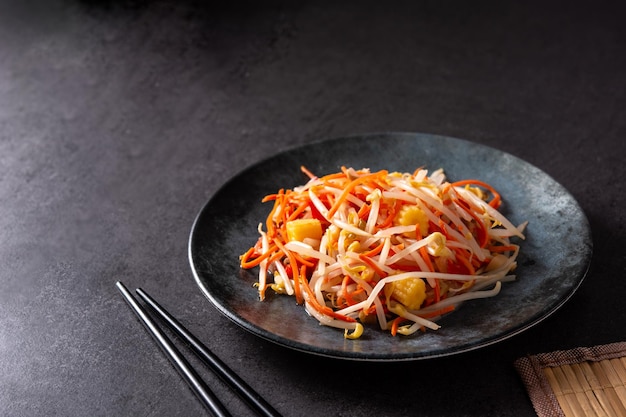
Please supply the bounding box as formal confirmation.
[1,1,624,416]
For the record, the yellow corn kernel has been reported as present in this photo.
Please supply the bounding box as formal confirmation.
[286,218,323,242]
[426,231,452,258]
[390,277,426,310]
[394,205,429,237]
[465,185,486,200]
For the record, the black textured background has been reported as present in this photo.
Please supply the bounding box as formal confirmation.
[1,1,624,416]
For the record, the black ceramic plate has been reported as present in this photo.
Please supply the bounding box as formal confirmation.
[189,133,592,361]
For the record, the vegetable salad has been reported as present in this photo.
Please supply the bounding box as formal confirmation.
[240,166,526,339]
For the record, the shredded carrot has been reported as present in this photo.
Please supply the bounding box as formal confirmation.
[287,199,310,221]
[326,170,388,219]
[240,244,279,268]
[451,179,501,209]
[274,239,303,304]
[453,248,476,275]
[489,245,518,252]
[361,241,385,257]
[391,316,406,336]
[358,254,389,278]
[357,203,371,220]
[300,271,356,323]
[290,252,315,268]
[300,165,317,179]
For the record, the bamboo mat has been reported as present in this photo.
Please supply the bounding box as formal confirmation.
[515,342,626,417]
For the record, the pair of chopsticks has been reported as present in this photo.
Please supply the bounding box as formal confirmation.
[116,281,282,417]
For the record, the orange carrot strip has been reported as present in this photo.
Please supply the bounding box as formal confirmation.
[287,199,310,221]
[300,272,356,323]
[320,172,349,184]
[391,316,408,336]
[451,179,501,209]
[419,246,434,272]
[357,203,371,220]
[240,244,279,268]
[453,248,476,275]
[345,287,366,306]
[415,225,438,301]
[433,279,441,303]
[377,200,400,229]
[287,254,303,305]
[358,254,389,278]
[419,305,455,319]
[326,170,387,219]
[274,239,303,304]
[488,245,518,253]
[300,265,308,290]
[278,190,289,230]
[361,241,385,258]
[292,252,316,268]
[300,165,317,179]
[453,196,489,247]
[267,250,285,265]
[336,275,351,306]
[265,190,285,238]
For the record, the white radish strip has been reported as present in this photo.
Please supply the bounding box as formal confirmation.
[517,221,528,234]
[417,281,502,313]
[284,241,336,265]
[395,322,423,335]
[385,237,430,265]
[388,304,441,331]
[414,169,428,182]
[335,299,369,316]
[304,302,358,330]
[323,185,367,209]
[361,236,384,248]
[272,261,294,295]
[332,219,372,237]
[412,188,465,231]
[469,274,516,292]
[429,168,446,185]
[373,225,417,237]
[382,190,418,204]
[308,189,329,219]
[444,224,486,261]
[313,234,330,281]
[378,237,392,265]
[313,274,328,305]
[337,231,347,256]
[294,177,322,193]
[339,257,375,293]
[450,198,474,222]
[344,251,395,275]
[365,194,380,234]
[374,298,389,330]
[446,240,474,250]
[396,236,431,276]
[455,187,525,239]
[257,223,269,300]
[488,228,524,238]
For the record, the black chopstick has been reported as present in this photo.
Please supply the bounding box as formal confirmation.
[116,281,232,417]
[135,287,282,417]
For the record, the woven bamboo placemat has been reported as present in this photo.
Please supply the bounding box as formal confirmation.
[515,342,626,417]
